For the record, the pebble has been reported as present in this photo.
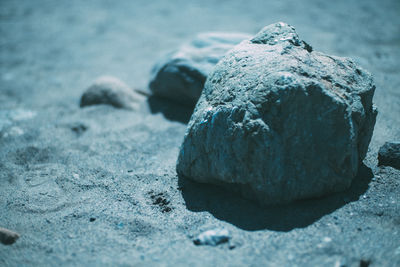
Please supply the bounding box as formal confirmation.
[193,228,231,246]
[0,227,20,245]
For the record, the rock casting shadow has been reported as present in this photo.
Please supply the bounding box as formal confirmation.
[147,95,193,124]
[179,163,373,231]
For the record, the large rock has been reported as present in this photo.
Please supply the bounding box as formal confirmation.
[149,32,251,107]
[80,76,144,110]
[177,22,377,205]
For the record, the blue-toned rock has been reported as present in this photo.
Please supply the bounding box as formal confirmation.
[177,22,377,205]
[80,76,143,110]
[0,227,20,245]
[378,142,400,170]
[149,32,251,107]
[193,228,230,246]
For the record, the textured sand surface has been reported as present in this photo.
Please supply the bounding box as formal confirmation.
[0,0,399,266]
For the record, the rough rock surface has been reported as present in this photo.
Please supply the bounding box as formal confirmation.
[177,22,377,205]
[80,76,143,109]
[378,142,400,170]
[149,32,251,107]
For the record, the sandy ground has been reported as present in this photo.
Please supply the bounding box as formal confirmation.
[0,0,399,266]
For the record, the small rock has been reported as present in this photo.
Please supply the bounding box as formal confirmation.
[193,228,231,246]
[149,32,251,107]
[177,22,377,205]
[322,237,332,243]
[89,217,96,222]
[70,122,88,136]
[359,259,371,267]
[376,211,384,216]
[378,142,400,170]
[0,227,20,245]
[80,76,144,109]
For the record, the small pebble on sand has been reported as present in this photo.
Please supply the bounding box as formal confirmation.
[193,228,231,246]
[0,227,20,245]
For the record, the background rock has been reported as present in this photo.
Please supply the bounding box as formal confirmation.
[149,32,251,107]
[80,76,144,110]
[177,22,377,205]
[378,142,400,169]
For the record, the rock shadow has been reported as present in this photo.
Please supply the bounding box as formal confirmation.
[147,95,193,124]
[179,163,373,231]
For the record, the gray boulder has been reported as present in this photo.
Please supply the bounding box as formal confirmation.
[80,76,144,110]
[149,32,251,107]
[177,22,377,205]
